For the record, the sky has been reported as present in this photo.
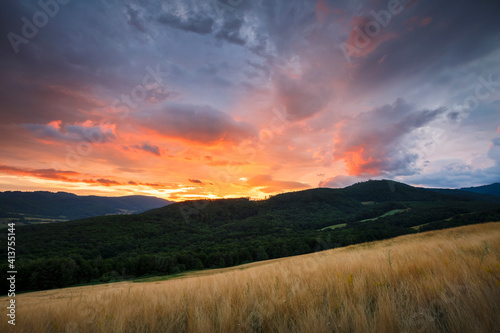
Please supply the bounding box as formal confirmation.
[0,0,499,201]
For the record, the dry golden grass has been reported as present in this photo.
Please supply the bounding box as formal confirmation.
[2,222,500,333]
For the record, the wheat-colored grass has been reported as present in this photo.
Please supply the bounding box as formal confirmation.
[2,222,500,332]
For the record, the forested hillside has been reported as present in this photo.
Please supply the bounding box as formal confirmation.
[2,180,499,293]
[460,183,500,197]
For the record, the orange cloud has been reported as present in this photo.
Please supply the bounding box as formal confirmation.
[341,147,380,176]
[0,164,81,182]
[0,164,123,186]
[332,99,445,177]
[246,175,310,193]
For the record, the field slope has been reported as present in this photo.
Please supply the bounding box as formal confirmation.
[2,222,499,332]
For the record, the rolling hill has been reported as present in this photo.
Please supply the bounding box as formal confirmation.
[460,183,500,196]
[0,191,172,222]
[2,180,500,293]
[428,183,500,203]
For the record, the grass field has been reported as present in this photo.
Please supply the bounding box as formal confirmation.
[358,208,409,223]
[321,208,408,230]
[320,223,347,230]
[2,222,500,332]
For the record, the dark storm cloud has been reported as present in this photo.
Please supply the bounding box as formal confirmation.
[1,0,131,72]
[347,0,500,94]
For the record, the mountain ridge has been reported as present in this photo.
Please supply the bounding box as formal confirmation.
[427,182,500,203]
[459,183,500,196]
[0,191,172,221]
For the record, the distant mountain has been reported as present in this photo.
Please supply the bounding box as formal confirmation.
[459,183,500,197]
[0,191,172,220]
[6,179,500,293]
[429,189,500,203]
[428,183,500,203]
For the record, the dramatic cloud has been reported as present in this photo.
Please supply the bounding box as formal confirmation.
[347,0,500,96]
[0,0,499,199]
[333,99,446,176]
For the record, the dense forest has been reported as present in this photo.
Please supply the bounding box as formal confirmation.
[2,180,500,293]
[458,183,500,196]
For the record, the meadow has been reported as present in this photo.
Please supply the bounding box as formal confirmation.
[2,222,499,332]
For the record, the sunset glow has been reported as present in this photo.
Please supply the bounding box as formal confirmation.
[1,0,499,201]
